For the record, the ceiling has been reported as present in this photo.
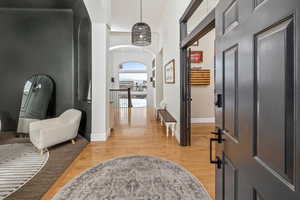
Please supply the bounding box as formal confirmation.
[111,0,166,32]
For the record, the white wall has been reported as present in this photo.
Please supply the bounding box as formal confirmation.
[191,29,215,123]
[110,49,155,107]
[158,0,191,142]
[84,0,111,24]
[154,49,164,107]
[84,0,111,141]
[90,24,111,141]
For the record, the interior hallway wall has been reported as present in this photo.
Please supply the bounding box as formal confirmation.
[154,49,164,107]
[158,0,219,142]
[84,0,111,141]
[191,29,215,123]
[158,0,191,142]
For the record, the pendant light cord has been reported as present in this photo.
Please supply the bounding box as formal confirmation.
[140,0,143,22]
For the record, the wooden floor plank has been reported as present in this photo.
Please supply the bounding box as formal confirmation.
[42,108,216,199]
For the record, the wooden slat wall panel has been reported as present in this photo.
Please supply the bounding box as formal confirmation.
[191,69,210,85]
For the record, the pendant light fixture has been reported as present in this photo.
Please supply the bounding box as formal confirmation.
[132,0,151,46]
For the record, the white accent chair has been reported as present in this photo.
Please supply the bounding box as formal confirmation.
[29,109,82,155]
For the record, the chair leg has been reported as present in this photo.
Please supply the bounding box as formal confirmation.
[71,139,76,144]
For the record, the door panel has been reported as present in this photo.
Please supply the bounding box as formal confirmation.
[254,17,295,183]
[253,189,264,200]
[215,0,300,199]
[223,45,239,140]
[223,0,239,34]
[223,154,238,200]
[254,0,265,8]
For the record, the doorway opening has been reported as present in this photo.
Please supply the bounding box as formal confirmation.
[118,62,148,108]
[189,28,216,145]
[179,1,216,146]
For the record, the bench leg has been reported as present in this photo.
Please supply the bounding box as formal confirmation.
[160,116,163,126]
[172,123,176,136]
[166,124,169,136]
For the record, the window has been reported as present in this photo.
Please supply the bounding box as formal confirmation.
[120,62,147,71]
[119,61,148,92]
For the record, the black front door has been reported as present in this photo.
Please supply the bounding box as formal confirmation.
[214,0,300,199]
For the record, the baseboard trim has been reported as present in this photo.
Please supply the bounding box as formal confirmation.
[191,118,215,123]
[90,132,107,142]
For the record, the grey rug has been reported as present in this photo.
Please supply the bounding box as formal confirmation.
[0,143,49,199]
[53,155,212,200]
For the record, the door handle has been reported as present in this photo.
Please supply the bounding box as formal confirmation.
[215,94,223,108]
[210,138,224,169]
[211,127,224,143]
[210,128,224,169]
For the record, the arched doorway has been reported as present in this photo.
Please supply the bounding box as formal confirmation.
[109,46,155,108]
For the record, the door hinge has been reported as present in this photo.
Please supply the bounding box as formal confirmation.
[215,94,223,108]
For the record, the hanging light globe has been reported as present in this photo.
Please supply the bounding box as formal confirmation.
[132,22,151,46]
[132,0,152,46]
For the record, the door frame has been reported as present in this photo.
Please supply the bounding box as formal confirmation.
[179,0,216,146]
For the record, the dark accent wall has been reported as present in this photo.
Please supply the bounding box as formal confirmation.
[0,0,92,140]
[0,9,74,124]
[0,0,75,9]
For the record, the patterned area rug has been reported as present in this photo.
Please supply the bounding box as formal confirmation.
[53,155,212,200]
[0,143,49,199]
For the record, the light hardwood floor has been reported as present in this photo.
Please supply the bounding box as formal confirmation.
[43,108,216,199]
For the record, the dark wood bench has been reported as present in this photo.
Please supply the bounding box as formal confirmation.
[157,109,177,136]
